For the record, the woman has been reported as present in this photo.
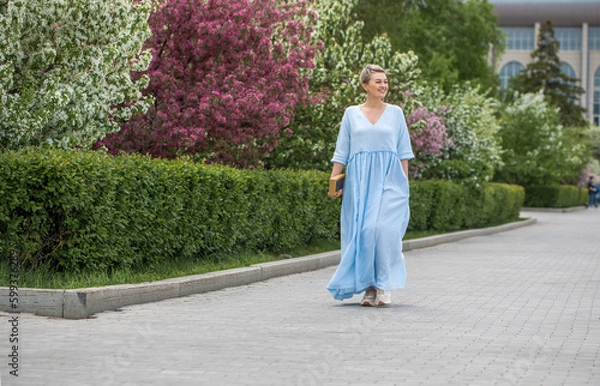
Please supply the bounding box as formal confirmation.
[327,64,414,307]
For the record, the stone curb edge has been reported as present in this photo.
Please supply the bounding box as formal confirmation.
[522,206,585,213]
[0,217,537,319]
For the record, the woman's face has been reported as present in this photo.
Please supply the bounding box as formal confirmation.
[363,72,388,99]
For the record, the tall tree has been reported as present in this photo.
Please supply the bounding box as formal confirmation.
[99,0,318,168]
[510,20,587,127]
[0,0,153,150]
[356,0,504,93]
[266,0,448,173]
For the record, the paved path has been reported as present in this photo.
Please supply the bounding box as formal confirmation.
[1,209,599,386]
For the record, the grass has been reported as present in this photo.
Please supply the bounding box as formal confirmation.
[1,239,341,290]
[1,218,527,290]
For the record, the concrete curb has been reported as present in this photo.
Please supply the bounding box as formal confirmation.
[522,206,586,213]
[0,218,537,319]
[403,217,537,251]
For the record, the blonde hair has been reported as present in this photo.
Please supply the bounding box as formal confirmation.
[359,64,386,85]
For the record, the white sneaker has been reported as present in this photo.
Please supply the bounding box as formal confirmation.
[360,287,377,307]
[375,289,391,306]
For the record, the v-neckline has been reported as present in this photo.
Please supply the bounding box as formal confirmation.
[359,104,387,126]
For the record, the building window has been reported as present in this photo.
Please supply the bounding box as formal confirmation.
[594,67,600,125]
[503,27,535,50]
[560,62,579,104]
[555,28,582,51]
[561,62,576,79]
[590,27,600,51]
[500,61,525,88]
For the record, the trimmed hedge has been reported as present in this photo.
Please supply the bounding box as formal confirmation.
[0,149,524,272]
[524,185,588,208]
[408,180,524,232]
[0,149,339,271]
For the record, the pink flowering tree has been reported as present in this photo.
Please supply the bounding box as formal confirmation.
[404,106,451,179]
[97,0,318,168]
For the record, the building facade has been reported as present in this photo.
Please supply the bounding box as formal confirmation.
[491,0,600,124]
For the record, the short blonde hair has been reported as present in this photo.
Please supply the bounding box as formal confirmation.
[359,64,386,85]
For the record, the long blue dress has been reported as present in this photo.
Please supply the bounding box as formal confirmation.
[327,104,414,301]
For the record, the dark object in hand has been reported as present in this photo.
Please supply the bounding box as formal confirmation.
[328,174,345,197]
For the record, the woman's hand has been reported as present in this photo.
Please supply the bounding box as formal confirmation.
[330,162,345,198]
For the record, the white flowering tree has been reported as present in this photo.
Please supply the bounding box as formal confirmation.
[420,83,503,185]
[266,0,423,170]
[0,0,152,150]
[496,91,588,186]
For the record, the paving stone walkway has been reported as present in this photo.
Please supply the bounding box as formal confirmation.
[1,209,599,386]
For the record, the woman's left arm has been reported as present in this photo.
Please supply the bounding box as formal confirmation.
[401,159,409,180]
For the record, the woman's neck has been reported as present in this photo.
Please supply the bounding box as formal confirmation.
[362,96,385,108]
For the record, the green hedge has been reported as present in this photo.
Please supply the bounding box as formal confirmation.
[0,149,340,271]
[408,180,524,232]
[524,185,588,208]
[0,149,524,272]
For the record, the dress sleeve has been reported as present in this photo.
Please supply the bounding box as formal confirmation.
[396,107,415,160]
[331,109,351,165]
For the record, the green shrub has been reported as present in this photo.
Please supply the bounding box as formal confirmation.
[421,159,493,186]
[427,180,468,231]
[524,185,588,208]
[481,182,525,225]
[406,181,435,231]
[408,180,524,232]
[0,149,340,271]
[0,149,524,273]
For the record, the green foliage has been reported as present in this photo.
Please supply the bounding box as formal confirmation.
[559,124,595,186]
[425,180,468,231]
[356,0,504,92]
[421,83,503,185]
[0,149,340,271]
[421,159,493,187]
[496,91,589,186]
[478,182,526,226]
[508,20,587,127]
[408,180,524,232]
[267,0,422,171]
[589,125,600,161]
[267,0,505,183]
[524,185,588,208]
[0,0,152,150]
[406,181,434,232]
[1,149,524,274]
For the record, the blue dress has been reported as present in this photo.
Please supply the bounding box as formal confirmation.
[327,104,414,301]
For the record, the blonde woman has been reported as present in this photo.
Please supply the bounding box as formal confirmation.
[328,64,414,307]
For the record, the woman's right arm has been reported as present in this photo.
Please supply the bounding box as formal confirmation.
[331,162,345,178]
[330,109,350,198]
[330,163,345,198]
